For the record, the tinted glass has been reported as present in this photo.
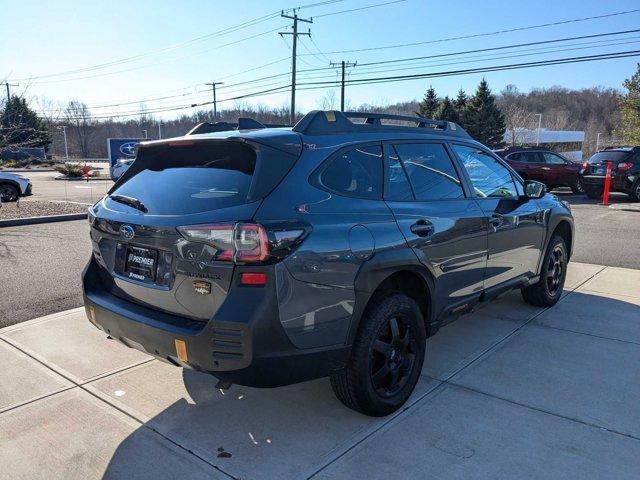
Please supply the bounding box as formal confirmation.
[386,149,414,201]
[509,152,542,163]
[320,145,382,199]
[110,143,256,215]
[393,143,464,200]
[542,152,566,165]
[587,151,629,164]
[452,144,518,198]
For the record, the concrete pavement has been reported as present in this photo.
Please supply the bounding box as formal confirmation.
[1,262,639,479]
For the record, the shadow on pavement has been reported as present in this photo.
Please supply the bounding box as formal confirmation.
[100,290,640,480]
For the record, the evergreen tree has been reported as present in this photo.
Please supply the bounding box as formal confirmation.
[0,96,51,148]
[616,63,640,145]
[417,86,440,118]
[464,79,506,148]
[436,96,460,124]
[453,89,468,111]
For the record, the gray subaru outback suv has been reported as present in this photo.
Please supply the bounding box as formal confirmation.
[83,111,573,416]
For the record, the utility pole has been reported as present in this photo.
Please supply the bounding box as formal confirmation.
[2,82,18,102]
[205,82,224,120]
[329,60,356,111]
[279,10,312,125]
[158,121,163,140]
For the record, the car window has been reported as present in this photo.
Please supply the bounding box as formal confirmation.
[385,149,415,201]
[319,145,382,199]
[110,143,257,215]
[452,144,518,198]
[542,152,567,165]
[508,152,542,163]
[393,143,464,200]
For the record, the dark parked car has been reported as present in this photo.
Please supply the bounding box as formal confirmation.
[83,111,574,416]
[494,146,584,194]
[581,146,640,200]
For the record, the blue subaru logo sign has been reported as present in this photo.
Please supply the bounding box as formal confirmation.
[119,224,135,240]
[119,142,138,156]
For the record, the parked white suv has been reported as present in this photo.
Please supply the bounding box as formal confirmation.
[0,172,32,202]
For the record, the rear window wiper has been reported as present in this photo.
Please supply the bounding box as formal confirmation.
[109,194,148,213]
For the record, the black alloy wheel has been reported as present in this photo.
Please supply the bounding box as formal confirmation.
[370,315,417,398]
[546,244,565,297]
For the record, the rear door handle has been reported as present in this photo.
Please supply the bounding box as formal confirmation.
[489,214,504,228]
[410,219,434,237]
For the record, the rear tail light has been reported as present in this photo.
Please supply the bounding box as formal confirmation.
[177,222,307,264]
[240,272,268,285]
[582,161,588,169]
[617,162,633,172]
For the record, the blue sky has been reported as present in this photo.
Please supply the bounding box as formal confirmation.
[2,0,639,119]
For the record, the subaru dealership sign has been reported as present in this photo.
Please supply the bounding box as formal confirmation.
[107,138,144,178]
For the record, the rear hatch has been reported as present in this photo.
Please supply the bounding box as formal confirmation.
[583,150,630,175]
[89,134,300,321]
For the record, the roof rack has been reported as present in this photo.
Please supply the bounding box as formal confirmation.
[186,118,289,135]
[293,110,470,138]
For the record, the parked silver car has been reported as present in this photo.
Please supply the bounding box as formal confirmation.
[0,172,32,201]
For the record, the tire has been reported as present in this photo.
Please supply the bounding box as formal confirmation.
[521,235,567,307]
[630,181,640,202]
[0,183,19,202]
[584,186,602,199]
[571,178,585,194]
[330,293,426,416]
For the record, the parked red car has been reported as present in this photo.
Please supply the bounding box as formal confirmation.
[494,147,584,194]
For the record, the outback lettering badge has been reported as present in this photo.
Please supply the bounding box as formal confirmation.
[193,281,212,295]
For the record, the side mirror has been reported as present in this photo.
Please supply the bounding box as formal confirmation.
[525,180,546,199]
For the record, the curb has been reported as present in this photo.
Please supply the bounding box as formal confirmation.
[0,212,88,227]
[54,176,111,182]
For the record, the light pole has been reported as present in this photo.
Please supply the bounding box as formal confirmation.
[57,125,69,162]
[596,132,601,151]
[142,129,148,139]
[158,121,162,140]
[534,113,542,146]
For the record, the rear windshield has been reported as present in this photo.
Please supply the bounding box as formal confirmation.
[109,142,257,215]
[587,151,628,164]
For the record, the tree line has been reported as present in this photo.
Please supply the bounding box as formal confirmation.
[1,63,639,159]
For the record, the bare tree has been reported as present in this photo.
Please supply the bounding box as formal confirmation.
[316,89,337,110]
[65,100,93,158]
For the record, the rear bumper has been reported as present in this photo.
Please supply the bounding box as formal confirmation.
[582,174,634,193]
[82,259,349,388]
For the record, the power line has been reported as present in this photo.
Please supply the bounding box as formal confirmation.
[9,0,349,82]
[313,0,407,18]
[53,49,640,120]
[298,49,640,88]
[355,28,640,67]
[37,28,640,114]
[298,8,640,56]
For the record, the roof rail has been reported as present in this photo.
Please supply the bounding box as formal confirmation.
[293,110,470,138]
[186,118,289,135]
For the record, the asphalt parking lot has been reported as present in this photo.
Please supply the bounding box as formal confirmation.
[1,262,638,479]
[25,170,113,204]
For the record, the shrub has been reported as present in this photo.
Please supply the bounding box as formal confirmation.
[54,163,84,178]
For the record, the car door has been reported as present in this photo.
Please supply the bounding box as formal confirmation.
[541,151,575,187]
[508,151,546,183]
[383,141,488,315]
[450,143,546,291]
